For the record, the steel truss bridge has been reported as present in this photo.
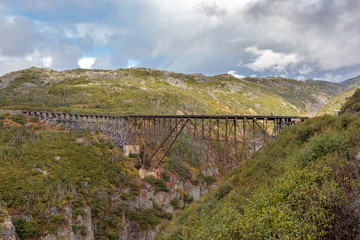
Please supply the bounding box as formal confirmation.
[23,111,307,179]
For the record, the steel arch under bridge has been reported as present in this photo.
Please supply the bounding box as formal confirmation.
[23,111,307,179]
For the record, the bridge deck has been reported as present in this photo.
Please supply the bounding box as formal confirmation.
[22,110,308,121]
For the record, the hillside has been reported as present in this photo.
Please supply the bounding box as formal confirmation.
[340,88,360,113]
[0,112,215,239]
[316,87,358,115]
[0,67,358,117]
[156,101,360,239]
[1,68,360,239]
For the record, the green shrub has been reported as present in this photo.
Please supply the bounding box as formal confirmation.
[121,192,130,200]
[216,182,234,199]
[298,131,350,168]
[50,214,67,225]
[201,175,216,185]
[126,208,159,230]
[28,116,39,123]
[170,198,181,210]
[9,114,26,125]
[143,176,169,193]
[191,178,200,186]
[32,125,42,130]
[335,113,354,130]
[162,172,170,182]
[164,157,192,181]
[0,113,10,119]
[183,193,193,204]
[13,218,39,239]
[73,208,86,218]
[0,208,5,223]
[72,224,87,236]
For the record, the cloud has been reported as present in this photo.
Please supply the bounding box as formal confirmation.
[298,65,312,75]
[244,46,299,72]
[0,16,41,57]
[78,57,96,69]
[321,73,342,83]
[194,1,227,17]
[92,54,114,70]
[65,23,124,46]
[0,0,359,81]
[227,70,245,79]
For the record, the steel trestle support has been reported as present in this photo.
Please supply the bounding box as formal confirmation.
[22,110,307,179]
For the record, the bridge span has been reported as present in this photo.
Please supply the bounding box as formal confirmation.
[23,110,307,179]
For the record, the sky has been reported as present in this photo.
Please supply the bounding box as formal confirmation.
[0,0,359,82]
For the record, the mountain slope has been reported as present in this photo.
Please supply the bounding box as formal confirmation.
[156,109,360,239]
[340,87,360,113]
[0,67,356,116]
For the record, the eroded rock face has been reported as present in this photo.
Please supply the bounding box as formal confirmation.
[3,172,214,240]
[41,205,93,240]
[0,207,16,240]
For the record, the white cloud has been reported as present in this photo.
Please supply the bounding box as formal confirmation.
[321,73,342,83]
[298,64,312,75]
[63,23,124,46]
[126,59,139,68]
[244,46,299,73]
[296,75,306,81]
[78,57,96,69]
[25,51,53,68]
[227,70,245,79]
[0,53,52,75]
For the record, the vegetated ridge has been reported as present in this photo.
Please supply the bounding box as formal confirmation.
[0,67,359,116]
[155,89,360,239]
[340,87,360,113]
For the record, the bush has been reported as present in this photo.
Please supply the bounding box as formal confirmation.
[72,224,87,236]
[9,114,26,125]
[191,178,200,186]
[73,208,86,218]
[50,214,67,225]
[170,198,181,210]
[162,172,170,182]
[28,116,39,123]
[216,182,234,199]
[201,174,216,185]
[335,113,354,130]
[126,208,160,230]
[298,131,350,168]
[183,193,193,204]
[143,176,169,193]
[0,113,10,119]
[13,218,39,239]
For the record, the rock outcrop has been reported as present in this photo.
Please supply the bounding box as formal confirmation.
[0,207,16,240]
